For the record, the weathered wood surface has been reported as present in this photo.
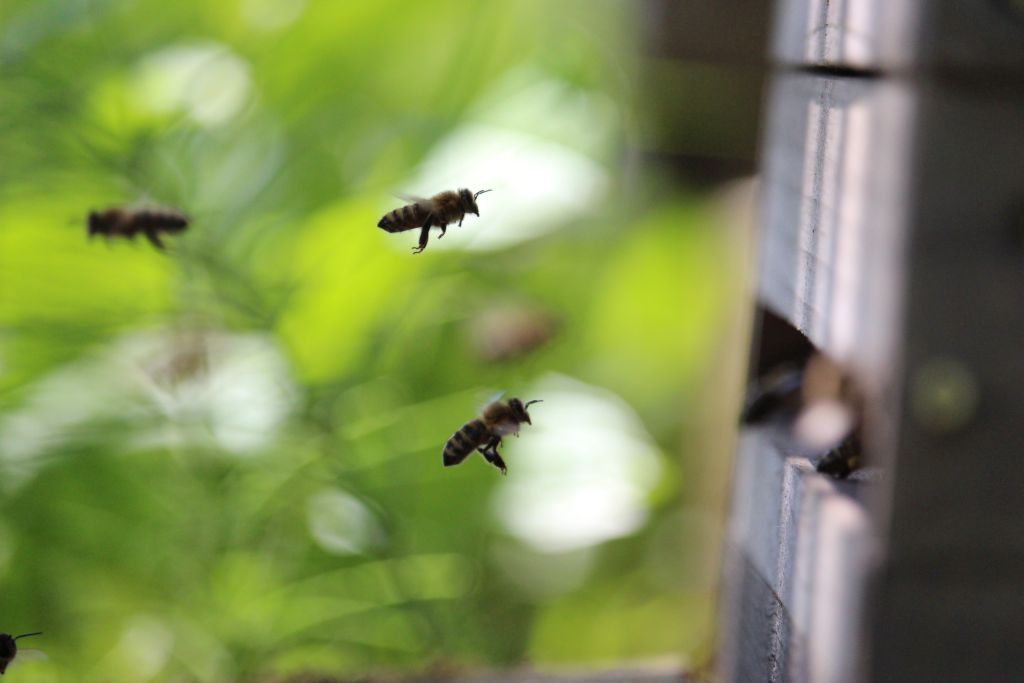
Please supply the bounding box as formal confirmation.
[718,430,873,683]
[757,73,912,385]
[771,0,920,70]
[772,0,1024,72]
[722,0,1024,681]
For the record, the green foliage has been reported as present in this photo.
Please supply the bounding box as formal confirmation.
[0,1,735,681]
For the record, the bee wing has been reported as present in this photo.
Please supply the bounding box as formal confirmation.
[394,193,430,204]
[3,649,47,673]
[478,389,506,412]
[16,649,47,662]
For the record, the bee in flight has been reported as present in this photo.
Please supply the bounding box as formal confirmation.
[378,188,491,254]
[87,206,189,251]
[443,397,541,474]
[0,632,41,675]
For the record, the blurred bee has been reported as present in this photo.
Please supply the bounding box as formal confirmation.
[0,632,41,675]
[467,304,559,363]
[443,397,541,475]
[378,188,491,254]
[87,207,189,251]
[742,353,863,478]
[814,432,862,478]
[739,362,805,425]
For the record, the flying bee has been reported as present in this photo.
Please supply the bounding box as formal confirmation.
[0,632,41,675]
[378,188,491,254]
[443,397,541,475]
[87,207,189,251]
[467,303,559,363]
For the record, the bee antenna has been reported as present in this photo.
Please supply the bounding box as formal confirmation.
[13,633,41,641]
[474,189,492,199]
[524,399,543,408]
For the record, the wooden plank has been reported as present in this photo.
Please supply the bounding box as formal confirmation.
[717,429,874,683]
[717,431,800,683]
[787,463,874,683]
[772,0,1024,73]
[771,0,921,70]
[756,72,913,386]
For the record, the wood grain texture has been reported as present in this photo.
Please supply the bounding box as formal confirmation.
[756,72,913,388]
[718,430,874,683]
[771,0,920,71]
[771,0,1024,74]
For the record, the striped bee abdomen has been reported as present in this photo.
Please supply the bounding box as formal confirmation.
[135,210,189,233]
[443,418,487,467]
[377,202,430,233]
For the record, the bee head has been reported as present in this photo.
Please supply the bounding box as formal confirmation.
[508,397,542,425]
[87,211,102,237]
[459,188,491,216]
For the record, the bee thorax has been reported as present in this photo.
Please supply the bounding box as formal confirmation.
[491,420,520,436]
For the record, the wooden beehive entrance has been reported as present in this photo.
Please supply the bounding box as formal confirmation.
[717,1,1024,681]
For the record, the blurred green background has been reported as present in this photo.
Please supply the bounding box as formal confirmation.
[0,1,752,681]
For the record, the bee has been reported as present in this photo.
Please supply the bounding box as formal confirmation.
[443,397,541,475]
[378,188,491,254]
[813,432,861,478]
[742,353,863,478]
[0,632,41,675]
[87,207,189,250]
[740,362,806,425]
[467,304,559,363]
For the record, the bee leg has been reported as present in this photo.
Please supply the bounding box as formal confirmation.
[437,224,447,239]
[478,437,507,475]
[412,217,433,254]
[483,449,507,475]
[143,228,167,251]
[412,226,429,254]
